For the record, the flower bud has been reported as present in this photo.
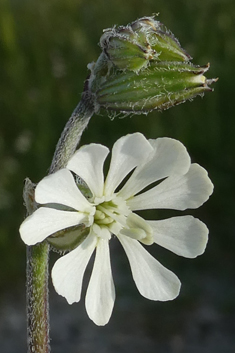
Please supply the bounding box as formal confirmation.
[95,62,217,113]
[88,16,217,114]
[100,16,190,72]
[131,17,191,62]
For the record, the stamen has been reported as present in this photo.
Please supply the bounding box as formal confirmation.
[94,210,106,220]
[98,205,127,227]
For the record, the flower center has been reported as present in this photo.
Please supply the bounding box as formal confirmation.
[92,196,131,240]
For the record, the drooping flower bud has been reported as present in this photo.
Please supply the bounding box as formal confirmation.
[100,26,154,72]
[95,62,217,113]
[131,17,191,63]
[100,16,191,72]
[88,16,217,114]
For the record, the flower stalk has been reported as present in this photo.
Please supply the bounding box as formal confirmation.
[23,178,50,353]
[49,90,95,174]
[26,243,50,353]
[24,88,96,352]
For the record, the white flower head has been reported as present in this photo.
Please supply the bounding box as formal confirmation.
[20,133,213,326]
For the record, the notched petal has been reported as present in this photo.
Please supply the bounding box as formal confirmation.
[85,239,115,326]
[118,234,181,301]
[119,137,191,199]
[128,163,213,211]
[36,169,93,212]
[67,144,109,198]
[104,133,153,196]
[19,207,87,246]
[51,233,97,304]
[149,216,209,258]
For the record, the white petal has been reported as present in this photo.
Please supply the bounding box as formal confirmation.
[119,138,190,200]
[118,234,181,301]
[19,207,86,245]
[128,164,214,211]
[35,169,92,211]
[85,239,115,326]
[51,232,97,304]
[148,216,208,258]
[67,144,109,197]
[92,224,111,240]
[104,133,153,196]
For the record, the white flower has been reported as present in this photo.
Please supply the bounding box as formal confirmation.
[20,133,213,326]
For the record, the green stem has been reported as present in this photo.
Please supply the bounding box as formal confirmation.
[27,243,50,353]
[25,89,95,353]
[49,91,95,173]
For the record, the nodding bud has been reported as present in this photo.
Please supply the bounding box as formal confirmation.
[100,16,191,72]
[96,62,217,113]
[88,16,217,114]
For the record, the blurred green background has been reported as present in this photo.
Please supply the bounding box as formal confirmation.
[0,0,235,352]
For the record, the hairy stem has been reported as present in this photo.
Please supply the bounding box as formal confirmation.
[49,91,95,173]
[24,178,50,353]
[25,87,95,353]
[27,243,50,353]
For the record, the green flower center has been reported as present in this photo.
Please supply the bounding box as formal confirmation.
[92,196,131,239]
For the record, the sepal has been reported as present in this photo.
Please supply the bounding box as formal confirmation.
[47,225,90,251]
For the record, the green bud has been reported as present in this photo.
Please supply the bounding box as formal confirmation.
[88,16,217,114]
[100,27,154,72]
[96,62,217,112]
[131,17,191,62]
[100,16,190,72]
